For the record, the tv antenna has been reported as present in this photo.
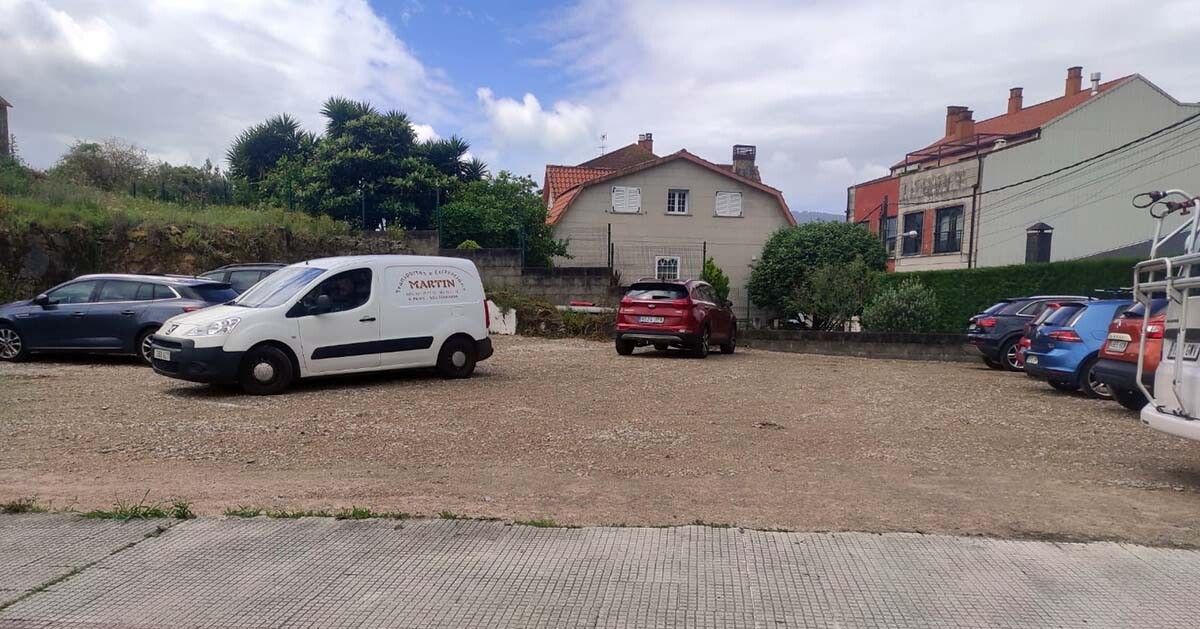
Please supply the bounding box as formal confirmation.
[598,133,607,155]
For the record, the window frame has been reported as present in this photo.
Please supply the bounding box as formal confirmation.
[933,205,964,254]
[654,256,681,281]
[666,189,690,215]
[882,216,898,257]
[291,268,374,317]
[45,280,101,305]
[901,212,924,256]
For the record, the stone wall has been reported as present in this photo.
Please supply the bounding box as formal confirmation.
[742,329,976,362]
[439,248,618,305]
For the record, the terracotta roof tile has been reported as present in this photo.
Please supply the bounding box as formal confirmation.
[898,76,1133,168]
[543,165,613,205]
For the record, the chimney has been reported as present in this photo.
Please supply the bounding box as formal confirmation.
[1065,66,1083,96]
[954,109,975,141]
[1090,71,1102,95]
[637,132,653,154]
[0,96,10,160]
[945,106,968,137]
[732,144,758,181]
[1007,87,1024,115]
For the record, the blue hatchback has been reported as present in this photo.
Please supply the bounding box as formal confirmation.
[1024,299,1131,399]
[0,274,236,365]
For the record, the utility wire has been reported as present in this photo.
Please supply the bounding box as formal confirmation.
[894,110,1200,207]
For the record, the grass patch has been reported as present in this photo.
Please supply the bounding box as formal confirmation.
[82,492,193,521]
[1,496,48,514]
[224,505,410,520]
[516,518,565,528]
[439,511,464,520]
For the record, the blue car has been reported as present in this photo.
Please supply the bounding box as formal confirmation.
[1023,298,1131,399]
[0,274,237,365]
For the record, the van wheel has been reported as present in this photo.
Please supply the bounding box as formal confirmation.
[1079,358,1113,399]
[615,338,635,356]
[437,337,477,378]
[0,324,29,362]
[1112,387,1148,411]
[238,345,294,395]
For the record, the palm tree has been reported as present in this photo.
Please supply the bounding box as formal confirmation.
[226,113,314,183]
[419,135,471,178]
[320,97,377,137]
[461,157,489,182]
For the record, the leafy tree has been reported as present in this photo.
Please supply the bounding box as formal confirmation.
[793,258,878,330]
[861,278,940,333]
[226,114,315,200]
[701,257,731,300]
[748,222,887,315]
[438,172,567,267]
[50,138,151,192]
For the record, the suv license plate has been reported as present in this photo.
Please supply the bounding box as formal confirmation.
[1026,356,1038,365]
[639,316,665,324]
[153,349,173,361]
[1106,340,1128,353]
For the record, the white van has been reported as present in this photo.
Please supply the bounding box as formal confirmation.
[149,255,493,394]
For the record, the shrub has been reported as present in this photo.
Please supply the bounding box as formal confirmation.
[748,222,886,315]
[486,289,611,340]
[861,278,940,333]
[700,257,730,300]
[456,239,481,250]
[876,258,1138,332]
[793,257,878,330]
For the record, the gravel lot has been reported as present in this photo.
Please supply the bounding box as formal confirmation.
[2,336,1200,546]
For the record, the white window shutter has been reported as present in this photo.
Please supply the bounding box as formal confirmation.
[611,186,625,212]
[611,186,641,213]
[628,187,641,212]
[715,191,742,217]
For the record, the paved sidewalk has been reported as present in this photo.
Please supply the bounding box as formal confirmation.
[2,516,1198,628]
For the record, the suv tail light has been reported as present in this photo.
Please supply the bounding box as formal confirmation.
[1048,330,1082,343]
[976,317,997,328]
[1146,324,1164,339]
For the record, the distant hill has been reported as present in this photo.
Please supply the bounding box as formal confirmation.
[790,210,844,224]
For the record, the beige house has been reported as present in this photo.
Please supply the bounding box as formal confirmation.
[543,134,795,324]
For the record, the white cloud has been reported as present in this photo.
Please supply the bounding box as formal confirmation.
[413,124,440,143]
[517,0,1200,212]
[0,0,453,169]
[476,87,596,155]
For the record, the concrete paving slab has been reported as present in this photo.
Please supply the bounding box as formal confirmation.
[2,517,1199,628]
[0,514,171,608]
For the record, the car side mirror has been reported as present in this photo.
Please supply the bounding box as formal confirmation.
[310,294,332,315]
[33,294,50,307]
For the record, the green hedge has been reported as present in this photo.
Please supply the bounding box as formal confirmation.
[878,258,1139,332]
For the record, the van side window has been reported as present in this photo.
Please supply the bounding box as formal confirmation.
[300,268,373,313]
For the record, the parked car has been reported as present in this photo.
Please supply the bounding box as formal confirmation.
[1093,298,1168,411]
[0,274,236,365]
[967,295,1091,371]
[614,279,735,358]
[1014,302,1067,368]
[149,255,493,394]
[200,263,286,294]
[1023,299,1131,398]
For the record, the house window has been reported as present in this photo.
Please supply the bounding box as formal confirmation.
[933,206,963,253]
[611,186,642,214]
[882,216,898,257]
[714,191,743,217]
[901,212,923,256]
[666,189,689,214]
[655,256,680,280]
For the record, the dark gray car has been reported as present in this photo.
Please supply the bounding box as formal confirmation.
[0,274,237,364]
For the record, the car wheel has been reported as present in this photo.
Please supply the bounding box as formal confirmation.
[1112,387,1148,411]
[720,325,736,354]
[1000,338,1022,371]
[615,338,635,356]
[0,324,29,362]
[1048,380,1079,392]
[238,345,294,395]
[136,329,156,366]
[1079,358,1113,400]
[982,356,1005,370]
[691,327,710,359]
[437,336,477,378]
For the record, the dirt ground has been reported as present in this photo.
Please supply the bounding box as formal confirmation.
[3,335,1200,546]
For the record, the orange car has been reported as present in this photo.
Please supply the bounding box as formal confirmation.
[1093,299,1167,410]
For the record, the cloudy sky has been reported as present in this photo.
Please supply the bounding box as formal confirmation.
[2,0,1199,213]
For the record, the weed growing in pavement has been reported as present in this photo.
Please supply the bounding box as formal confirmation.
[0,496,47,514]
[334,507,411,520]
[170,500,196,520]
[224,505,410,520]
[439,511,463,520]
[516,518,576,528]
[224,506,264,518]
[82,491,192,521]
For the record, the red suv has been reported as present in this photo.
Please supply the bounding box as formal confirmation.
[614,280,736,358]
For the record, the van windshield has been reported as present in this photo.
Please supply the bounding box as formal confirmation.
[231,266,326,308]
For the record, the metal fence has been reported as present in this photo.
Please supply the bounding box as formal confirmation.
[551,226,709,286]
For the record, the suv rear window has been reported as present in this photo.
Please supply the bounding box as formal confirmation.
[1044,304,1084,326]
[182,284,239,303]
[1121,298,1168,318]
[626,284,688,300]
[997,300,1034,315]
[982,302,1010,315]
